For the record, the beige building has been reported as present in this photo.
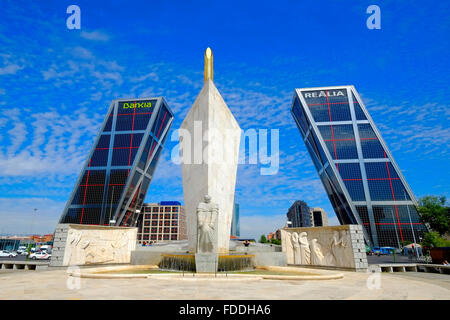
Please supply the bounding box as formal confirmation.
[137,202,187,244]
[309,207,328,227]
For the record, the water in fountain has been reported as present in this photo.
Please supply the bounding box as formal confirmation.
[158,253,255,272]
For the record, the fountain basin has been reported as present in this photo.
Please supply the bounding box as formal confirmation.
[68,265,344,280]
[158,253,256,272]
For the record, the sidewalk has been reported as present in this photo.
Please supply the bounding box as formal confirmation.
[0,266,448,300]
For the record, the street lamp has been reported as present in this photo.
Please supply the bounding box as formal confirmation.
[108,186,115,226]
[30,208,37,243]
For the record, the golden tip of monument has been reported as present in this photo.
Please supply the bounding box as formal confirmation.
[204,47,213,83]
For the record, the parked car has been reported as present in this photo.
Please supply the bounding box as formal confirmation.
[0,250,17,258]
[371,247,392,255]
[29,251,51,260]
[16,247,29,255]
[382,247,397,254]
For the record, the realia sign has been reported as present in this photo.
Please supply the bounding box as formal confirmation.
[303,90,346,99]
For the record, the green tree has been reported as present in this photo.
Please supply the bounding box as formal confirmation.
[259,235,268,243]
[417,195,450,236]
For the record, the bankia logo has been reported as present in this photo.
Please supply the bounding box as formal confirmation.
[303,90,346,99]
[122,101,153,109]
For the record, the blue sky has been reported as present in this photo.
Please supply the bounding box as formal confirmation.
[0,1,448,239]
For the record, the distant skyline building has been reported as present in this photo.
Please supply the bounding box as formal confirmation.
[310,207,328,227]
[291,85,427,247]
[231,203,240,237]
[58,98,174,227]
[287,200,312,228]
[137,201,187,244]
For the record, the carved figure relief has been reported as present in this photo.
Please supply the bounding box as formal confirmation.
[281,227,358,268]
[284,230,294,264]
[310,238,325,265]
[299,232,311,265]
[330,230,347,267]
[291,232,301,264]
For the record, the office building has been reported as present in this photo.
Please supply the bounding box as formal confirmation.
[287,200,312,228]
[58,98,174,227]
[231,203,240,237]
[291,86,427,247]
[310,207,328,227]
[137,201,187,244]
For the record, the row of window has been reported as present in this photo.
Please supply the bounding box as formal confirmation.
[292,93,368,136]
[142,207,180,213]
[299,91,367,123]
[141,227,178,234]
[356,205,426,246]
[330,162,410,202]
[143,213,179,219]
[318,124,387,160]
[139,234,178,241]
[143,220,178,226]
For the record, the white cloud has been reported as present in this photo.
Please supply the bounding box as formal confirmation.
[130,72,159,83]
[0,63,23,75]
[72,46,94,59]
[0,107,102,177]
[80,30,110,42]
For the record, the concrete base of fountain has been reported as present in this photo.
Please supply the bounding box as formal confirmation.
[131,240,286,269]
[195,253,218,273]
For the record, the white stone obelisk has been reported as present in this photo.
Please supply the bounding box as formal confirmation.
[180,48,241,253]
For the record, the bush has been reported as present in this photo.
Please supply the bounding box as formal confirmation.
[421,231,450,249]
[270,239,281,245]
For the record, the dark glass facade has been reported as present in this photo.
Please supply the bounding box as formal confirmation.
[287,200,312,228]
[231,203,240,237]
[59,98,174,227]
[291,86,427,247]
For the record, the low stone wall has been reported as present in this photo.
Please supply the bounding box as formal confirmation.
[281,225,368,272]
[50,224,137,267]
[253,252,286,267]
[131,250,166,265]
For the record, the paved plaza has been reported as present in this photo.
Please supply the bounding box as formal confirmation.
[0,266,449,300]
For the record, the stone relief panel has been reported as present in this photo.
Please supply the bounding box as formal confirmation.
[62,225,137,266]
[281,225,366,269]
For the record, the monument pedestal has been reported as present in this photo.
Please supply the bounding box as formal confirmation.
[195,253,218,273]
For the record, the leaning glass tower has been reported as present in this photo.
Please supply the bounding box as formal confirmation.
[291,86,427,247]
[59,97,174,227]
